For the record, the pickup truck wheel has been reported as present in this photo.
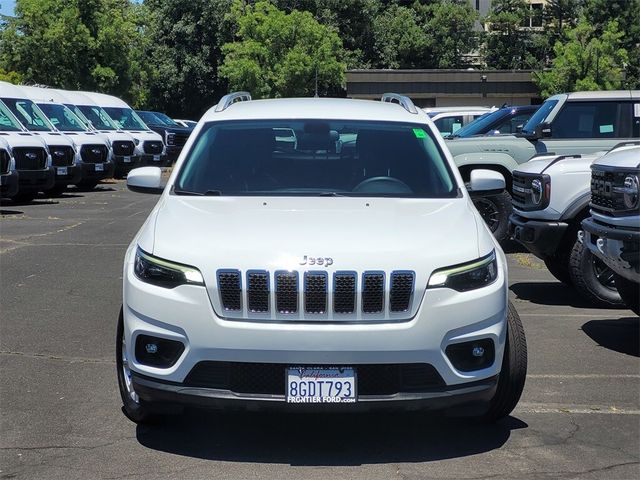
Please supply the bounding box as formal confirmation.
[116,308,160,424]
[482,301,527,422]
[472,191,511,242]
[614,274,640,315]
[568,240,623,307]
[543,257,572,285]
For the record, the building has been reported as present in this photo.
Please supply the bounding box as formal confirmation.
[346,69,541,108]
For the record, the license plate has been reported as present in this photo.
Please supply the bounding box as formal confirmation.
[286,366,356,404]
[153,155,161,162]
[95,163,104,171]
[123,156,131,163]
[56,167,67,175]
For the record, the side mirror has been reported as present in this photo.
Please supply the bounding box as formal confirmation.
[127,167,164,194]
[469,169,505,194]
[534,121,552,139]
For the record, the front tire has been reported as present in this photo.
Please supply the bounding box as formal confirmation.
[483,301,527,422]
[116,308,159,424]
[568,240,623,307]
[543,256,572,285]
[614,274,640,315]
[472,191,512,242]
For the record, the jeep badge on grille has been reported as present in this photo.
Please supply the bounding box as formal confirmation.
[300,255,333,267]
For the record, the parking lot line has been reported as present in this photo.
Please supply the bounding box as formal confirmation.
[516,403,640,415]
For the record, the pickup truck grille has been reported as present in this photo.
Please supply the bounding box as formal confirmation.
[0,149,9,174]
[80,144,108,163]
[590,167,638,216]
[143,140,163,154]
[168,132,190,147]
[50,145,75,167]
[215,269,416,320]
[13,147,47,170]
[112,140,135,156]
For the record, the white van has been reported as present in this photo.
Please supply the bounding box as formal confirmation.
[0,81,75,196]
[51,90,138,178]
[80,92,166,168]
[20,85,114,190]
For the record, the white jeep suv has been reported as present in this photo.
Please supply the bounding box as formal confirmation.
[118,93,527,423]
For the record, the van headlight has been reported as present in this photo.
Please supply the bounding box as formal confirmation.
[428,251,498,292]
[134,248,204,288]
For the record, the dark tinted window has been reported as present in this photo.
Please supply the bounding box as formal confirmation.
[552,101,628,138]
[176,120,457,198]
[496,112,534,134]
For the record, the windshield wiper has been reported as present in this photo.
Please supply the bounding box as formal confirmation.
[173,188,222,196]
[317,191,346,197]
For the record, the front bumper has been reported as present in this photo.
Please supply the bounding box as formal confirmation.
[122,252,508,413]
[140,154,169,167]
[1,170,19,198]
[17,167,55,193]
[52,164,82,187]
[80,161,115,181]
[164,146,182,163]
[113,155,141,176]
[132,372,497,414]
[509,213,568,259]
[582,217,640,283]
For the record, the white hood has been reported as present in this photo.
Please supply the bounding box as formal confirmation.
[0,132,49,149]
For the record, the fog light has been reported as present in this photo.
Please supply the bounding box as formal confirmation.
[445,339,495,372]
[135,334,184,368]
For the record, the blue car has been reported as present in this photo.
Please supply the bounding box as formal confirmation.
[448,105,539,138]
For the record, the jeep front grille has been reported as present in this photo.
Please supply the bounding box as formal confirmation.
[0,149,9,174]
[13,147,47,170]
[143,140,163,154]
[80,144,108,163]
[50,145,75,166]
[215,270,417,321]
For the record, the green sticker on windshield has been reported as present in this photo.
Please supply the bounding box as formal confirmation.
[413,128,427,138]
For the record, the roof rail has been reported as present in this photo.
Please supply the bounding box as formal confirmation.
[609,141,640,152]
[215,91,252,112]
[381,93,418,114]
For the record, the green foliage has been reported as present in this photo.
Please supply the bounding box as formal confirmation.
[484,0,534,69]
[534,18,628,97]
[0,0,148,105]
[219,1,345,98]
[0,68,23,84]
[372,4,429,69]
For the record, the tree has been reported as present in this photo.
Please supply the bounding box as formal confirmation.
[0,0,148,105]
[419,0,481,69]
[372,4,429,69]
[534,18,628,97]
[219,0,345,98]
[483,0,533,69]
[143,0,233,117]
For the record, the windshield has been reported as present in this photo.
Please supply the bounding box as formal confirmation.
[37,103,87,132]
[77,105,118,130]
[0,101,23,131]
[175,120,457,198]
[1,97,54,132]
[103,107,148,131]
[452,110,509,137]
[522,100,558,134]
[152,112,180,127]
[136,111,164,126]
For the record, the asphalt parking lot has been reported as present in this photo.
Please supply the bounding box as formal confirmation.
[1,180,638,480]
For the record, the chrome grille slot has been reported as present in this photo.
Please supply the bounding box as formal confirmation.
[333,272,357,314]
[389,272,415,312]
[304,272,328,314]
[247,271,269,313]
[275,271,298,314]
[362,272,384,314]
[217,270,242,311]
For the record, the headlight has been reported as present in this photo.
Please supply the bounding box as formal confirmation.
[165,132,175,146]
[134,138,140,146]
[622,175,639,210]
[428,251,498,292]
[134,248,204,288]
[531,179,543,205]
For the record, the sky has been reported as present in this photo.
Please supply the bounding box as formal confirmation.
[0,0,15,17]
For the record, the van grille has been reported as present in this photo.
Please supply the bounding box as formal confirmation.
[13,147,47,170]
[216,270,416,320]
[143,140,163,154]
[50,145,75,167]
[80,144,108,163]
[0,149,9,174]
[112,141,135,156]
